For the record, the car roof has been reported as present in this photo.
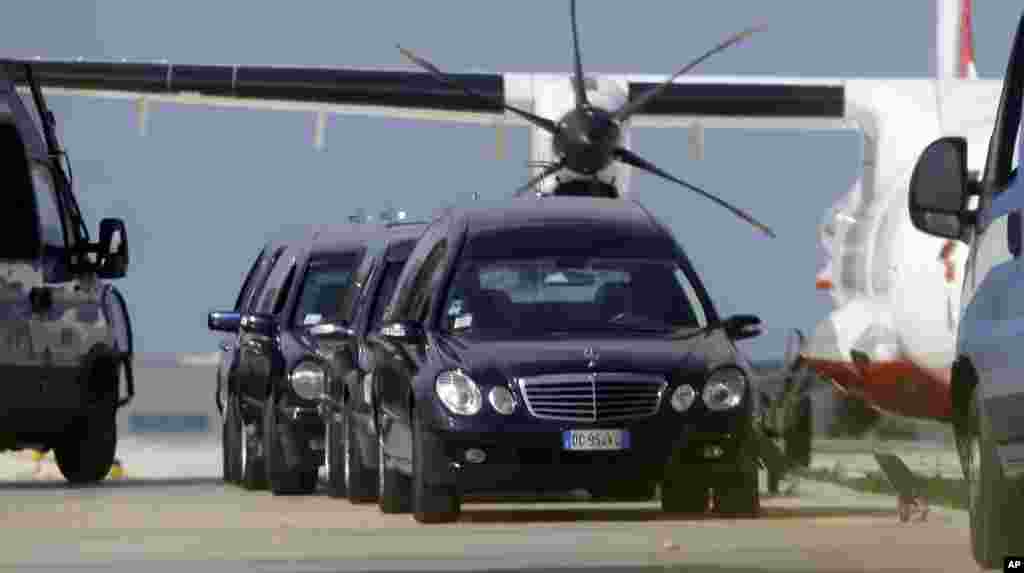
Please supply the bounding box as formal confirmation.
[443,197,677,259]
[447,196,655,235]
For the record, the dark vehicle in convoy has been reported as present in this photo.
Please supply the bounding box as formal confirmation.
[365,197,764,523]
[211,237,291,490]
[905,9,1024,567]
[318,222,427,500]
[0,63,134,484]
[208,224,425,495]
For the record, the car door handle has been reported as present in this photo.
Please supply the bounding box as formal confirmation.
[219,341,234,352]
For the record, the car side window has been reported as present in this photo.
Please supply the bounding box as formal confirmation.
[256,254,295,315]
[339,253,377,325]
[273,265,297,315]
[244,247,285,313]
[406,240,448,323]
[368,260,406,330]
[388,223,447,322]
[31,163,64,248]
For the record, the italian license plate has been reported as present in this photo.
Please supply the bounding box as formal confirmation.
[562,429,630,451]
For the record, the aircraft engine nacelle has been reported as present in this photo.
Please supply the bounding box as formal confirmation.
[528,75,632,196]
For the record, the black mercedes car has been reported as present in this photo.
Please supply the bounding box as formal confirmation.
[208,224,419,495]
[367,197,763,523]
[317,221,427,500]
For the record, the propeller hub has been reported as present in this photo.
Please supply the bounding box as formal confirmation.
[553,107,621,175]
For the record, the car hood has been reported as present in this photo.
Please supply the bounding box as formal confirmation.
[433,331,742,380]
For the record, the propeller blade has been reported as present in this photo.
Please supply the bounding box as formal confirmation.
[514,160,566,196]
[569,0,589,108]
[612,24,764,122]
[614,147,775,238]
[397,45,559,134]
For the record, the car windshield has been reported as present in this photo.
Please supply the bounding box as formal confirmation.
[292,259,356,327]
[440,257,708,336]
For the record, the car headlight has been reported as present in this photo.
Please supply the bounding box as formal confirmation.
[670,384,697,412]
[290,361,326,401]
[702,367,746,411]
[435,370,482,416]
[488,386,517,415]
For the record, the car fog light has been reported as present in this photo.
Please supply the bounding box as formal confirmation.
[670,384,697,412]
[465,448,487,464]
[703,445,724,459]
[488,386,517,415]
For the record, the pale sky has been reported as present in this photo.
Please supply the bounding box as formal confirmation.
[1,1,1021,357]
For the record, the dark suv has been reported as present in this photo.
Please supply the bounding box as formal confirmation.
[367,197,763,523]
[0,62,134,484]
[208,224,424,495]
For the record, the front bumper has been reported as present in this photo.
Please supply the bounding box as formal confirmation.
[420,421,751,493]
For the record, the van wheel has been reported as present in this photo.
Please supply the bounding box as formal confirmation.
[346,411,377,503]
[55,397,117,485]
[264,395,316,495]
[966,390,1024,568]
[412,407,460,523]
[377,418,411,514]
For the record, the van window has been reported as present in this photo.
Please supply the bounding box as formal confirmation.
[31,163,64,248]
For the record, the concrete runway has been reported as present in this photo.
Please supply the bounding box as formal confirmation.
[0,436,986,573]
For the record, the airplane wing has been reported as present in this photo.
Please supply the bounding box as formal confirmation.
[1,60,510,126]
[2,59,852,130]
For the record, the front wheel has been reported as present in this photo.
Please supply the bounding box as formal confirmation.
[713,467,760,518]
[346,410,378,503]
[324,412,346,498]
[377,417,411,514]
[55,400,117,485]
[222,395,243,484]
[411,406,460,523]
[965,390,1024,569]
[661,466,710,514]
[264,395,317,495]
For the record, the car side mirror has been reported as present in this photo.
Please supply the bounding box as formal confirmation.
[96,218,129,279]
[241,313,278,338]
[208,310,242,333]
[783,328,805,371]
[908,137,972,240]
[379,320,424,343]
[723,314,762,341]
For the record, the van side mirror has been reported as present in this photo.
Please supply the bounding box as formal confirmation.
[723,314,762,341]
[908,137,971,240]
[97,218,129,279]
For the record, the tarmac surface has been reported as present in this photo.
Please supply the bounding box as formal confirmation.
[0,435,989,573]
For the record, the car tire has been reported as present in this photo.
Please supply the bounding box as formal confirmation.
[239,402,268,491]
[411,406,460,523]
[264,395,317,495]
[714,462,761,518]
[966,389,1024,569]
[55,387,117,485]
[325,412,347,499]
[345,410,378,503]
[377,416,411,514]
[661,468,710,514]
[222,395,243,484]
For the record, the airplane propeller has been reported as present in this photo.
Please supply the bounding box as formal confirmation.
[398,0,774,238]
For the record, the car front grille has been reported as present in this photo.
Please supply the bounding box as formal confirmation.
[515,372,668,422]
